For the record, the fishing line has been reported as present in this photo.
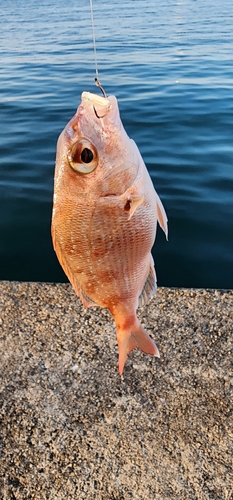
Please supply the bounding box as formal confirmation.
[89,0,106,97]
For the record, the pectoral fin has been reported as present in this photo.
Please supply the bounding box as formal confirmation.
[122,194,144,220]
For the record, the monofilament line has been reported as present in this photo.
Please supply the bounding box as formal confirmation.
[89,0,99,80]
[89,0,106,97]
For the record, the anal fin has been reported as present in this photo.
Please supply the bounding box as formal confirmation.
[79,288,98,308]
[68,276,98,309]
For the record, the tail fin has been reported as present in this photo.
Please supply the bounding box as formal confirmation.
[116,319,160,376]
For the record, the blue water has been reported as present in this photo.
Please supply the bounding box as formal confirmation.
[1,0,233,288]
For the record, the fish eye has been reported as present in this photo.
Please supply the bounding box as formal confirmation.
[67,139,98,174]
[81,148,94,164]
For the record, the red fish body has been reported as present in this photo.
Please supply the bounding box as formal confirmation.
[52,92,168,374]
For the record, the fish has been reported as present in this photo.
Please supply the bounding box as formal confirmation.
[52,91,168,375]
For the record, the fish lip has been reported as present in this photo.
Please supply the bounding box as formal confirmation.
[81,91,110,108]
[81,91,112,119]
[79,93,121,128]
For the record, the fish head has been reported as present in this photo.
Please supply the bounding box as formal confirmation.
[54,92,140,199]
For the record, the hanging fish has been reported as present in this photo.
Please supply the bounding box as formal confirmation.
[52,91,168,375]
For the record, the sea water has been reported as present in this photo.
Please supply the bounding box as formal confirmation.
[1,0,233,288]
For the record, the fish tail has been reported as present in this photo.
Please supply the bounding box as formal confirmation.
[116,317,160,376]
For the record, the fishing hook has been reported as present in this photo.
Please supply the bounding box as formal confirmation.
[93,105,107,119]
[93,77,108,118]
[95,77,107,98]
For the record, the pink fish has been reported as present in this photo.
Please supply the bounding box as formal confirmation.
[52,91,168,375]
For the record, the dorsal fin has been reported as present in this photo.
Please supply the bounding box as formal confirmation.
[155,191,168,240]
[138,257,157,307]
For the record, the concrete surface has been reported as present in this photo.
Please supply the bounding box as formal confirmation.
[0,281,232,499]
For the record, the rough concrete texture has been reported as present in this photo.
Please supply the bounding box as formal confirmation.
[0,281,232,500]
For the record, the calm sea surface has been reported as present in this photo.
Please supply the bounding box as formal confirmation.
[1,0,233,288]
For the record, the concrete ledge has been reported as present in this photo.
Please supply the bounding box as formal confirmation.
[0,281,232,499]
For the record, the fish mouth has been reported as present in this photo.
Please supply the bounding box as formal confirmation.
[82,91,110,106]
[80,92,121,128]
[81,91,111,118]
